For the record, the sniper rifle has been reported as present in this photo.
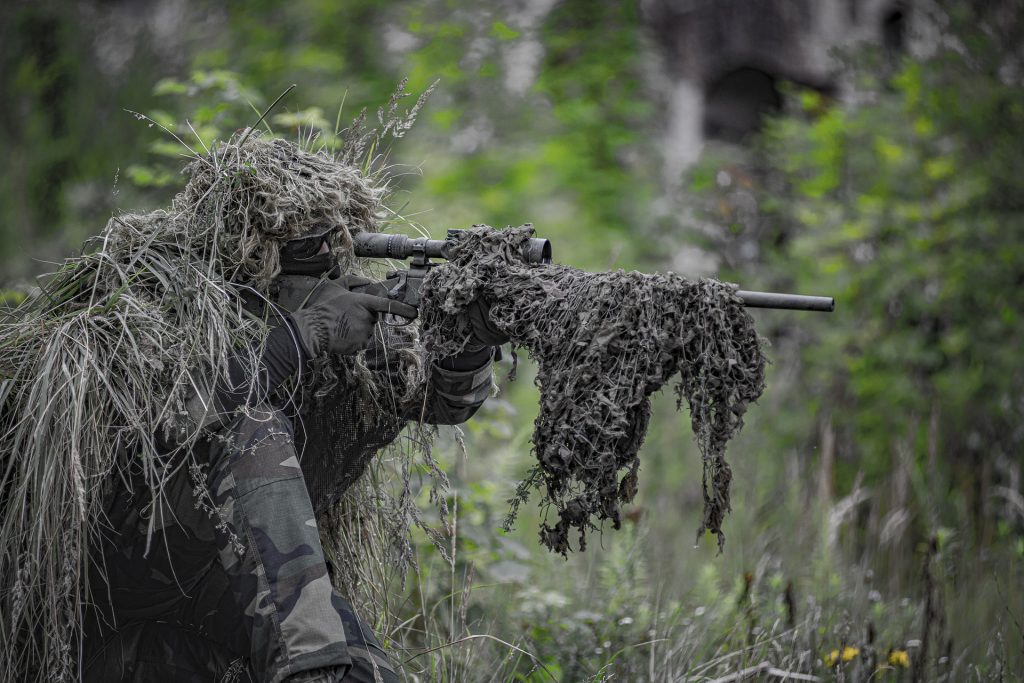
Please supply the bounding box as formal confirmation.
[353,229,835,313]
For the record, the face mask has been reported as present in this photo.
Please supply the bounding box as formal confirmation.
[278,251,337,276]
[242,225,341,317]
[279,224,338,275]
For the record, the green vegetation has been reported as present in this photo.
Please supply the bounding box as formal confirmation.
[1,0,1021,679]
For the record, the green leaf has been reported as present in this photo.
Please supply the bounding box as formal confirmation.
[490,21,520,41]
[153,78,188,96]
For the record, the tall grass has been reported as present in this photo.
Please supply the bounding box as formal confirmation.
[328,373,1022,682]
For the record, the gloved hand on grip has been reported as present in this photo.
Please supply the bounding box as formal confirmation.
[431,298,508,373]
[465,298,510,351]
[290,275,418,359]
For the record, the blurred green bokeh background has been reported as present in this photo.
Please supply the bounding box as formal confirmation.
[2,0,1022,679]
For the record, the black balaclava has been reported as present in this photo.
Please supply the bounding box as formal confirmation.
[269,224,341,314]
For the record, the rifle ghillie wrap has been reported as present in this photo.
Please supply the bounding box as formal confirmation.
[419,225,767,554]
[0,133,388,681]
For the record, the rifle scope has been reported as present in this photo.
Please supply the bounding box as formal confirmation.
[352,231,552,265]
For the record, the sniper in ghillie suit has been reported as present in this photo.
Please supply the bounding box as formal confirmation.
[0,87,829,682]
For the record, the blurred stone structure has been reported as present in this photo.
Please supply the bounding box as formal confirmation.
[641,0,912,181]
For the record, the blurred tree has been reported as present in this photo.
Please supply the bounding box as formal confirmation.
[0,1,185,275]
[690,0,1024,566]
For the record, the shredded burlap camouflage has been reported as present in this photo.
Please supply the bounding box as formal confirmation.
[418,225,767,554]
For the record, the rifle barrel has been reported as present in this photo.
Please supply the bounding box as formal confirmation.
[736,290,835,312]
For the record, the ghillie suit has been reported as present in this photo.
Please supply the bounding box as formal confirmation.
[419,225,767,554]
[0,126,477,681]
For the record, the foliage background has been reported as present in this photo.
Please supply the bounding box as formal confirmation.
[1,0,1022,680]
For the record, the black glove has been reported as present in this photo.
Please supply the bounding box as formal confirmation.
[466,298,510,350]
[290,275,418,358]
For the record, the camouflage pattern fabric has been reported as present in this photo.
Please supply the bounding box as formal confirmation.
[82,350,493,682]
[83,407,394,682]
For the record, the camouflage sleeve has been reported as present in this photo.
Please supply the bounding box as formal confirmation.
[361,326,495,425]
[176,323,303,441]
[415,352,495,425]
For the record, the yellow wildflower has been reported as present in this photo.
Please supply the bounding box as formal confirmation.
[888,649,910,668]
[824,647,860,667]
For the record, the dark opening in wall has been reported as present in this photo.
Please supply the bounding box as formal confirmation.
[703,66,782,142]
[883,6,906,52]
